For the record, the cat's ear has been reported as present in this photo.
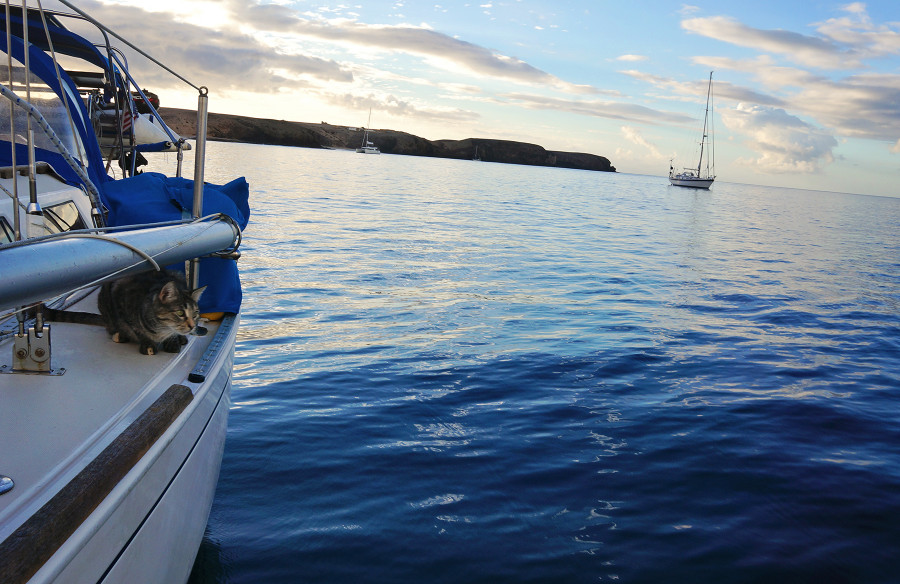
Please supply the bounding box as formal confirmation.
[192,286,207,302]
[159,281,179,303]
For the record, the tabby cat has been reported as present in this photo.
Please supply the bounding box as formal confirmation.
[44,270,205,355]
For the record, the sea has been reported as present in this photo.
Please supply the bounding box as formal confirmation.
[149,141,900,583]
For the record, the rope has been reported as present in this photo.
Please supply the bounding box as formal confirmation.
[51,232,161,271]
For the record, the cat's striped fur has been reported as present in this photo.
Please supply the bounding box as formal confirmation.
[44,270,205,355]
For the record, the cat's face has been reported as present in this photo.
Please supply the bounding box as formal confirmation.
[156,282,206,334]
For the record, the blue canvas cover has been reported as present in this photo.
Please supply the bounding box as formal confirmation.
[5,13,110,70]
[101,172,249,314]
[0,31,108,189]
[0,12,248,314]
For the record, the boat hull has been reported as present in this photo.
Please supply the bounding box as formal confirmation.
[0,314,238,584]
[356,147,380,154]
[44,369,231,584]
[669,176,714,189]
[98,370,230,584]
[0,6,243,583]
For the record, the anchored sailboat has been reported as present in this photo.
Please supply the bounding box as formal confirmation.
[356,108,380,154]
[669,72,715,189]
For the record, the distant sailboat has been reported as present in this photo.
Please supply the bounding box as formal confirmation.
[356,108,381,154]
[669,72,715,189]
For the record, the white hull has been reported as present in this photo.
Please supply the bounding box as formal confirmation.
[99,372,230,584]
[0,6,245,582]
[0,306,238,584]
[669,175,714,189]
[356,146,380,154]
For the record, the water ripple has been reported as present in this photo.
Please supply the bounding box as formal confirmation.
[182,143,900,584]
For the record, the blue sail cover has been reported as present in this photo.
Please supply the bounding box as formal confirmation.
[101,172,250,314]
[5,12,111,70]
[1,12,249,313]
[0,29,107,189]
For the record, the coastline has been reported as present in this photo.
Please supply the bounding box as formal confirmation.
[159,107,616,173]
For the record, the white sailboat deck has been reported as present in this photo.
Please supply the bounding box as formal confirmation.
[0,295,222,537]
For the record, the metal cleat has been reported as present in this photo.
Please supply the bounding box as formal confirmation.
[3,323,65,376]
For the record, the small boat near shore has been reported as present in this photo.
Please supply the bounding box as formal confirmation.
[0,3,247,583]
[669,72,715,189]
[356,108,380,154]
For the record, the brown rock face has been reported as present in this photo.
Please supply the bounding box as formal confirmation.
[160,108,616,173]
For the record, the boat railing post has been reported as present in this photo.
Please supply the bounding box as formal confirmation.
[188,86,209,290]
[4,1,20,241]
[19,1,43,238]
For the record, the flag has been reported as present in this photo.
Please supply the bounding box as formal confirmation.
[121,106,133,134]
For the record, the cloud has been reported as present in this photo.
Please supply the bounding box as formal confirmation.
[70,0,352,92]
[327,92,480,123]
[622,68,786,108]
[230,1,598,94]
[720,104,838,173]
[621,126,662,158]
[682,16,860,69]
[615,54,648,62]
[81,0,600,98]
[500,93,695,125]
[682,4,900,71]
[679,58,900,146]
[786,72,900,143]
[654,5,900,151]
[814,4,900,59]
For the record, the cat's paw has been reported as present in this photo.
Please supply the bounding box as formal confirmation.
[139,343,157,355]
[162,335,187,353]
[112,332,125,343]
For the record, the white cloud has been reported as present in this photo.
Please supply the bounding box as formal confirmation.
[81,0,610,100]
[674,59,900,146]
[682,4,900,71]
[71,0,352,92]
[621,126,662,158]
[327,92,479,123]
[674,4,900,151]
[720,104,838,173]
[622,68,787,108]
[231,2,600,94]
[787,73,900,143]
[615,54,648,62]
[501,93,695,125]
[814,4,900,59]
[682,16,859,70]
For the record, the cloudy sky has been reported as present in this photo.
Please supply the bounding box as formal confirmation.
[69,0,900,197]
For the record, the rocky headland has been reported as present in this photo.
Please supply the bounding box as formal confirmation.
[160,107,616,173]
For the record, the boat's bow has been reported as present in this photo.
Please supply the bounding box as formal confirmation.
[0,3,247,582]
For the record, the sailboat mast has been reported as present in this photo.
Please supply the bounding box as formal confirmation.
[360,107,373,148]
[697,71,713,176]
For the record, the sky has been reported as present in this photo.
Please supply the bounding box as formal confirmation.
[65,0,900,197]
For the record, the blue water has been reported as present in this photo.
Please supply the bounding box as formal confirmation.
[179,142,900,583]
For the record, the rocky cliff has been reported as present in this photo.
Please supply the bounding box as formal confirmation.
[160,107,616,173]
